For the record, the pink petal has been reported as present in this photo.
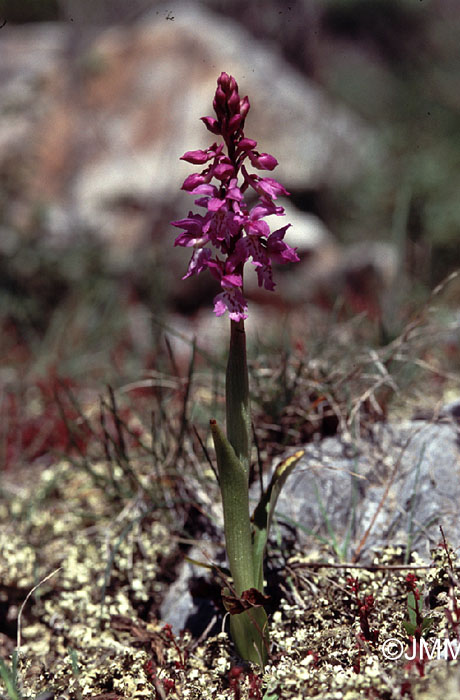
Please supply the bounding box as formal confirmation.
[213,288,248,321]
[181,149,212,165]
[257,177,290,199]
[181,173,206,191]
[221,273,243,288]
[239,96,250,120]
[212,162,234,180]
[183,248,212,279]
[248,151,278,171]
[237,138,257,151]
[201,116,221,135]
[256,264,275,291]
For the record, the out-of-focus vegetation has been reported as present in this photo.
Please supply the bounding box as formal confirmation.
[0,0,59,23]
[0,0,153,24]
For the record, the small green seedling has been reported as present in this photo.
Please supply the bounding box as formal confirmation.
[402,573,434,639]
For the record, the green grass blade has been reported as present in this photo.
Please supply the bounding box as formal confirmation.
[0,655,20,700]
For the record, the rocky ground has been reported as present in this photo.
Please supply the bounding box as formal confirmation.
[2,432,460,700]
[2,307,460,700]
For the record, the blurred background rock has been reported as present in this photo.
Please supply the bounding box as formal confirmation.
[1,0,460,381]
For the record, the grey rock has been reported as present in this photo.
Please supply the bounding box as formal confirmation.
[274,415,460,562]
[159,543,222,636]
[162,409,460,635]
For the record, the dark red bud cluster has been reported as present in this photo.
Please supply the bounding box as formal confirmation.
[364,594,374,610]
[201,71,250,141]
[406,573,418,591]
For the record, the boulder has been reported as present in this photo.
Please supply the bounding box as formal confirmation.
[273,410,460,562]
[0,3,375,255]
[161,404,460,632]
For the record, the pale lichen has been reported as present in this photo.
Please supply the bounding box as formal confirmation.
[1,455,459,699]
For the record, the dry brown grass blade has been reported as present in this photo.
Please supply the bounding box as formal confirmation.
[351,424,425,562]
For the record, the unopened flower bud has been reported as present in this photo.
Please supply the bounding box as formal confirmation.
[239,96,250,120]
[201,116,221,135]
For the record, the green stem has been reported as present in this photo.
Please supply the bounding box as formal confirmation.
[226,319,251,476]
[211,419,268,665]
[212,316,271,666]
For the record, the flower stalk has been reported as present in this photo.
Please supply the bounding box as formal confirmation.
[172,72,303,666]
[226,319,251,475]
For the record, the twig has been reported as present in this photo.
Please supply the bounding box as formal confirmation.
[192,424,218,482]
[175,339,196,462]
[252,421,264,500]
[164,334,180,379]
[17,567,62,653]
[289,561,435,572]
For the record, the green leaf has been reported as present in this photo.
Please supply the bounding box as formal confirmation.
[407,592,418,626]
[251,449,305,592]
[210,419,255,596]
[421,616,435,633]
[263,693,280,700]
[402,621,417,636]
[230,605,269,666]
[0,655,20,700]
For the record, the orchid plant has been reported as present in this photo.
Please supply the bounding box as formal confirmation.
[172,72,304,666]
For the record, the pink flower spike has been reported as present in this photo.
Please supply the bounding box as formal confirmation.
[171,71,299,320]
